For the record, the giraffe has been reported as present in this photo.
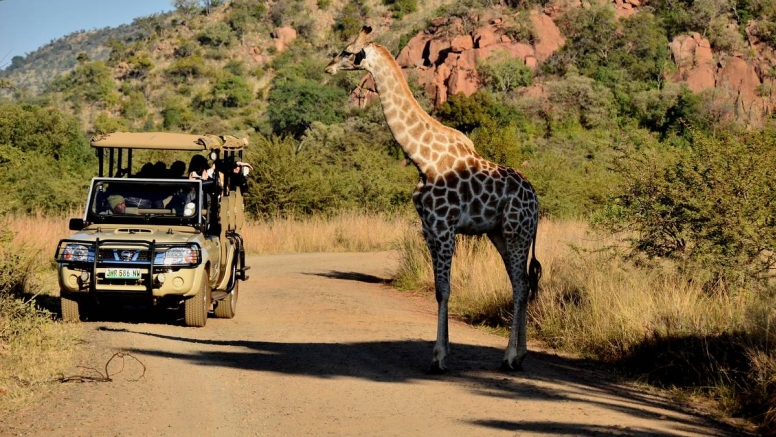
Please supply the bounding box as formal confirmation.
[325,26,541,372]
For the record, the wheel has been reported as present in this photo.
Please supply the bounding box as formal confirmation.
[60,293,81,322]
[214,277,238,319]
[184,279,210,327]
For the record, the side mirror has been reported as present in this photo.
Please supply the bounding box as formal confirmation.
[68,218,85,231]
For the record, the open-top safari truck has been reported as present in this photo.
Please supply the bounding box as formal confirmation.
[54,132,250,327]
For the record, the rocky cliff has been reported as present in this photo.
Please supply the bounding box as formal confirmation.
[351,0,776,125]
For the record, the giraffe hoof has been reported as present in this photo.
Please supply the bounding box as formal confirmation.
[429,362,447,374]
[500,360,524,372]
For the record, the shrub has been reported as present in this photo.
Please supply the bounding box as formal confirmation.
[267,79,348,138]
[210,75,253,108]
[476,51,533,94]
[121,91,148,121]
[161,103,196,131]
[197,22,235,47]
[166,55,207,82]
[545,73,615,130]
[335,0,371,39]
[383,0,418,19]
[597,129,776,287]
[435,91,518,134]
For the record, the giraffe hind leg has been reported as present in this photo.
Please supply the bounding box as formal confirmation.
[488,229,530,371]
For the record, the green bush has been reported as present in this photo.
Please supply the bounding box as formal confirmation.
[383,0,418,19]
[243,124,415,217]
[121,91,148,121]
[476,51,533,94]
[597,129,776,286]
[210,75,253,108]
[335,0,371,39]
[166,55,207,82]
[545,73,615,130]
[161,102,196,131]
[267,79,348,138]
[197,22,235,47]
[48,60,117,108]
[435,91,520,133]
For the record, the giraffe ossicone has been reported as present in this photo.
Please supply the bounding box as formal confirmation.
[325,26,542,372]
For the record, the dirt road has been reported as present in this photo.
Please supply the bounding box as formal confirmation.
[2,252,734,436]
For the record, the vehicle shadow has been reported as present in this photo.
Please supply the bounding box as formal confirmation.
[99,326,740,436]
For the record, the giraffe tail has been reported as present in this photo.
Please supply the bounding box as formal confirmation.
[527,225,542,301]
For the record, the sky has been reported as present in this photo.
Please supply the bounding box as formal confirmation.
[0,0,173,68]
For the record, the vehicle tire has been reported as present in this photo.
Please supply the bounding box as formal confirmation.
[214,270,238,319]
[184,279,210,327]
[60,293,81,322]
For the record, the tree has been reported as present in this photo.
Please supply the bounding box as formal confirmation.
[172,0,199,19]
[598,129,776,287]
[210,75,253,108]
[267,79,348,138]
[0,103,93,212]
[197,22,235,47]
[476,51,533,94]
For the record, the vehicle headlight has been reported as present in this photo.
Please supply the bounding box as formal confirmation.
[162,246,200,266]
[62,244,92,262]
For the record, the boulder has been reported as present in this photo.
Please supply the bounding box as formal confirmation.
[474,27,498,48]
[685,64,716,93]
[530,12,565,62]
[717,56,762,105]
[428,37,453,65]
[397,31,432,68]
[271,26,297,53]
[451,35,474,53]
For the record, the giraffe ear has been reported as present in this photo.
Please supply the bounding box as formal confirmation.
[354,26,373,46]
[346,26,373,53]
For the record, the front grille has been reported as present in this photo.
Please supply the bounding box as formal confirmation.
[98,249,152,262]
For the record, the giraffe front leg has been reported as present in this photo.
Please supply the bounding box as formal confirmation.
[430,285,451,374]
[426,230,455,374]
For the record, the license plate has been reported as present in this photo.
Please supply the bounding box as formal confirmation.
[105,268,142,280]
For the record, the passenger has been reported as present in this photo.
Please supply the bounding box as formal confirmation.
[188,155,214,181]
[135,163,155,178]
[106,195,126,214]
[218,156,253,193]
[168,160,186,178]
[152,161,167,178]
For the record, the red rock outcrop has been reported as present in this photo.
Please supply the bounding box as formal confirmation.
[390,13,563,106]
[360,2,776,124]
[271,26,297,53]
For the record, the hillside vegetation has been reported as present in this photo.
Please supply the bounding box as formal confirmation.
[2,0,776,432]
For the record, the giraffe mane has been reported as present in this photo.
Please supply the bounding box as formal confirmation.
[369,43,458,137]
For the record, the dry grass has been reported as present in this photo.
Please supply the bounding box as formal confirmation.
[394,219,776,431]
[241,212,412,254]
[0,214,80,415]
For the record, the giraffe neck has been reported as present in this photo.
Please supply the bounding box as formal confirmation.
[364,45,477,175]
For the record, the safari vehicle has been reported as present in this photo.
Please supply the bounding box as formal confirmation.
[54,132,250,327]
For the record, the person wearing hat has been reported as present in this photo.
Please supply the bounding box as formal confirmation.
[107,194,126,214]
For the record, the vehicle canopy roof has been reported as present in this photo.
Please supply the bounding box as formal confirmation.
[90,132,248,152]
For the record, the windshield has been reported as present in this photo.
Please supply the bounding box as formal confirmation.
[86,178,204,225]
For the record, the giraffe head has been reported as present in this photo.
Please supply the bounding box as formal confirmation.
[324,26,373,74]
